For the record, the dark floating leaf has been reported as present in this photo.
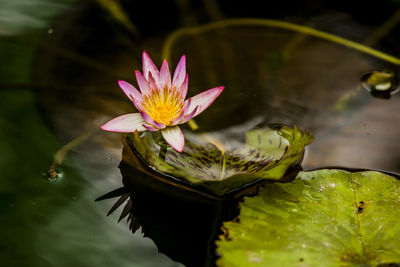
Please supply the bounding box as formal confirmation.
[126,125,313,195]
[216,169,400,266]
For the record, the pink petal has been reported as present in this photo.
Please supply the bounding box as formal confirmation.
[161,126,185,152]
[142,51,159,82]
[147,72,158,93]
[172,98,191,125]
[143,124,159,132]
[135,70,150,95]
[138,110,166,129]
[178,74,188,99]
[100,113,147,132]
[172,55,186,89]
[158,59,171,90]
[179,106,198,124]
[185,86,224,117]
[118,80,143,105]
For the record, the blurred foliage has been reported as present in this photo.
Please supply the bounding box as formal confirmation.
[95,0,139,35]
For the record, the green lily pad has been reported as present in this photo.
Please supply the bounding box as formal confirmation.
[216,169,400,266]
[124,125,313,195]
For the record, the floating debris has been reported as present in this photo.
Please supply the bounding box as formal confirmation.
[360,70,399,99]
[357,201,365,214]
[47,167,63,181]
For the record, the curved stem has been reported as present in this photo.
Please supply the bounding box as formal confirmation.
[162,18,400,65]
[48,129,98,179]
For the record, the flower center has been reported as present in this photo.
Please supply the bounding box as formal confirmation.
[142,88,183,126]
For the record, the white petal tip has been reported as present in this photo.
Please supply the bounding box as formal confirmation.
[100,113,147,133]
[100,124,109,131]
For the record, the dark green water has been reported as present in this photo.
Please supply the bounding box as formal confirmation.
[2,1,400,266]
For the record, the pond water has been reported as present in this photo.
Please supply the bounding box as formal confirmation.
[1,1,400,267]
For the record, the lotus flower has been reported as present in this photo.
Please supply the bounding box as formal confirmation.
[101,51,224,152]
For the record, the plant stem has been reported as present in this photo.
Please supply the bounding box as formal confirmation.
[162,18,400,65]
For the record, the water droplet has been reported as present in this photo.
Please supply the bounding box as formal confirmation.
[47,168,63,181]
[360,70,399,98]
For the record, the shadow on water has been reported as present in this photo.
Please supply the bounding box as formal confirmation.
[97,166,240,267]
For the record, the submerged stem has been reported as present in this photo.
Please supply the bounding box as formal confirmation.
[48,129,98,179]
[158,145,167,162]
[162,18,400,65]
[162,17,400,131]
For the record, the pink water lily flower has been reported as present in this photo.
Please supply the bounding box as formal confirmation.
[101,51,224,152]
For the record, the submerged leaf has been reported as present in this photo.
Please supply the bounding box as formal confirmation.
[216,169,400,266]
[125,125,313,195]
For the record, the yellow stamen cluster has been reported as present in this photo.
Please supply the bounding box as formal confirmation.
[142,88,183,125]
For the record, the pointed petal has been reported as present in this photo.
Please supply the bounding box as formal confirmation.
[135,70,150,95]
[118,80,143,103]
[172,55,186,89]
[161,126,185,152]
[186,86,224,117]
[147,72,158,93]
[138,110,166,129]
[179,106,198,124]
[100,113,147,132]
[172,98,191,125]
[158,59,171,90]
[142,51,159,82]
[178,74,188,99]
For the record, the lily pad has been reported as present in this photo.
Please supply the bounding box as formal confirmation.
[124,125,313,195]
[216,169,400,266]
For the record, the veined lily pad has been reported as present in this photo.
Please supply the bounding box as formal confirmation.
[124,125,313,196]
[216,169,400,266]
